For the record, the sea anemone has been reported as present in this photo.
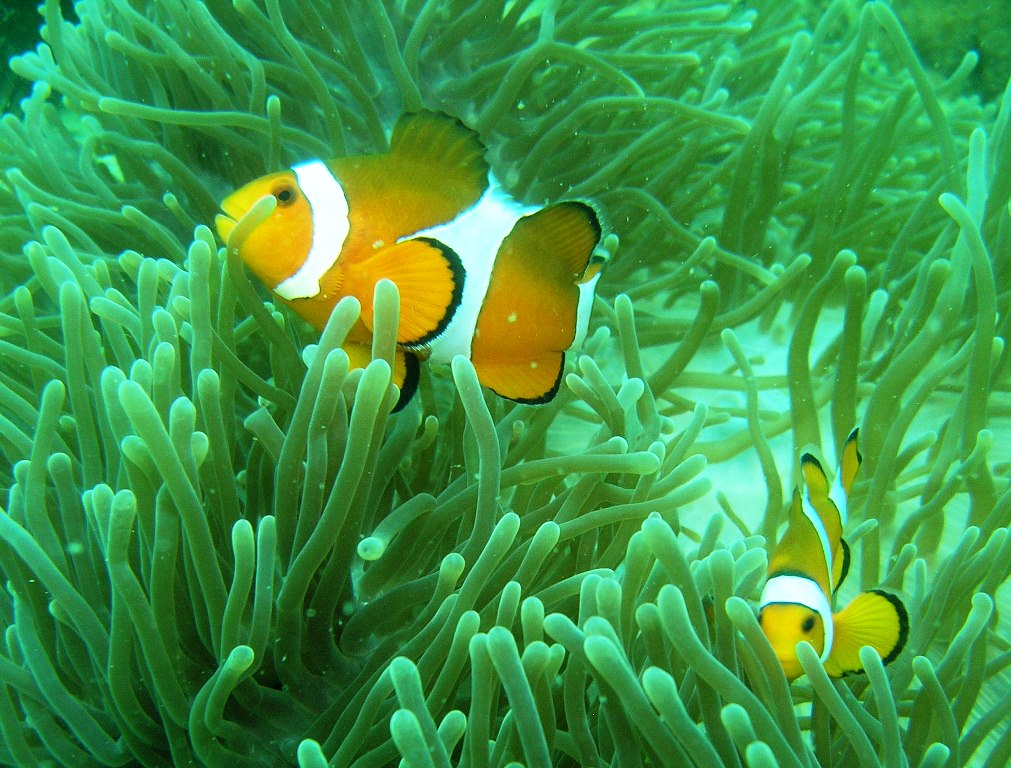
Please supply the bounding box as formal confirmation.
[0,0,1008,766]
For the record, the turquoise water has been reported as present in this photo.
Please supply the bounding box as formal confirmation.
[0,1,1008,766]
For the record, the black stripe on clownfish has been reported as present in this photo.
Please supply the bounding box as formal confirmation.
[758,429,908,680]
[215,110,608,408]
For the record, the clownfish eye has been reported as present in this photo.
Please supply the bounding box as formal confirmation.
[801,616,816,633]
[274,185,297,206]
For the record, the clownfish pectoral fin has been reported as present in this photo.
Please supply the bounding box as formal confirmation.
[343,342,420,411]
[823,590,909,677]
[350,237,464,347]
[469,201,601,403]
[474,351,565,404]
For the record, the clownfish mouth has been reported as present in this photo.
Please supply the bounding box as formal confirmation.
[215,189,252,243]
[214,211,238,243]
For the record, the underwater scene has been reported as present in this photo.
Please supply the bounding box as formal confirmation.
[0,0,1009,766]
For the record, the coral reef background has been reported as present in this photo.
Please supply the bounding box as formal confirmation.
[0,0,1008,766]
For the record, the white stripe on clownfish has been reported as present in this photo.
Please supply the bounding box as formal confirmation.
[799,488,835,598]
[407,177,536,361]
[573,259,602,351]
[759,574,835,662]
[273,160,351,301]
[828,465,849,525]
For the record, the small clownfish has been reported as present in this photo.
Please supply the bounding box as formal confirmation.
[758,429,909,680]
[215,110,606,407]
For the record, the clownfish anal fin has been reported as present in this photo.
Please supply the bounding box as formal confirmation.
[477,351,564,404]
[393,351,420,411]
[343,342,421,411]
[824,589,908,677]
[355,237,464,347]
[833,538,851,593]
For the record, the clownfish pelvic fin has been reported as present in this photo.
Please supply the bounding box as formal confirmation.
[342,341,420,412]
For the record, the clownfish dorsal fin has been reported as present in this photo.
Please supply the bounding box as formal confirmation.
[823,589,908,677]
[801,452,844,552]
[801,452,830,500]
[833,537,851,593]
[338,236,464,347]
[388,110,490,217]
[390,111,487,175]
[768,488,833,598]
[469,201,602,403]
[329,111,490,249]
[826,429,861,527]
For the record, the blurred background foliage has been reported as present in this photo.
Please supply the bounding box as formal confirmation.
[0,0,1008,766]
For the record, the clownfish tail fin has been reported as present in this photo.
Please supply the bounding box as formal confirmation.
[468,200,602,403]
[824,589,908,677]
[534,201,603,280]
[355,237,465,347]
[480,352,565,405]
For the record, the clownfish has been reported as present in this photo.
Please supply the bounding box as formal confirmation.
[758,429,908,679]
[215,110,606,407]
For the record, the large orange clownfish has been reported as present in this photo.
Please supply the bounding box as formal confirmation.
[215,110,606,407]
[758,429,908,679]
